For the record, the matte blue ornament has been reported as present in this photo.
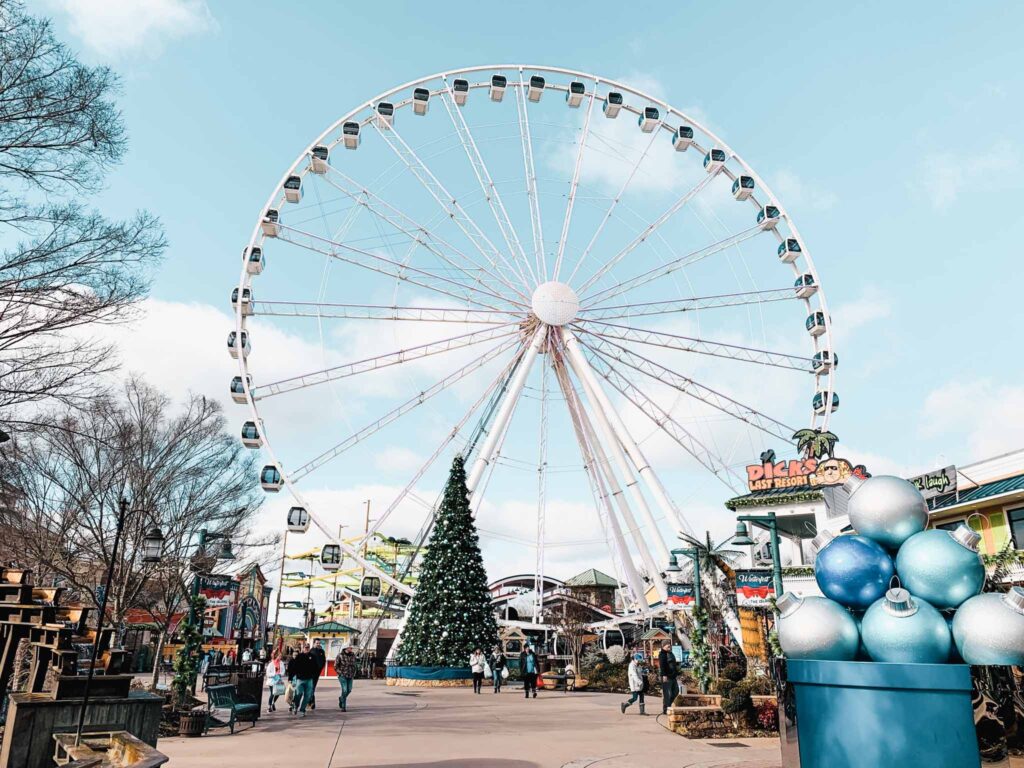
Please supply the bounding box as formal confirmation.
[776,592,860,661]
[895,525,984,610]
[813,530,895,609]
[860,588,951,663]
[952,587,1024,666]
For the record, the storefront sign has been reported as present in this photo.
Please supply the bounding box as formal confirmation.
[233,595,263,638]
[198,574,238,609]
[909,465,957,500]
[735,569,775,607]
[666,583,695,608]
[745,456,869,492]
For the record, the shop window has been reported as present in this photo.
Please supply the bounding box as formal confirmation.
[1009,508,1024,550]
[935,520,964,532]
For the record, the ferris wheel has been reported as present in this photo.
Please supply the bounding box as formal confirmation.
[229,65,837,623]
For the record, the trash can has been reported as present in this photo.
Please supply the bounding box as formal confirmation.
[783,659,979,768]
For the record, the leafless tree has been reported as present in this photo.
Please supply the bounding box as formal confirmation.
[0,1,165,424]
[552,586,596,674]
[0,377,273,684]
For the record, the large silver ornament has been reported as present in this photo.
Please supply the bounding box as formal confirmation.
[952,587,1024,666]
[895,525,985,610]
[845,475,928,549]
[860,588,951,664]
[777,592,860,661]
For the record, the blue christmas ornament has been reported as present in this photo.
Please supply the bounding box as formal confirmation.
[860,588,951,664]
[952,587,1024,666]
[776,592,860,661]
[894,525,985,610]
[845,475,928,549]
[813,530,895,609]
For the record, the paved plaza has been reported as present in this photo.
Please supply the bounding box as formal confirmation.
[160,679,781,768]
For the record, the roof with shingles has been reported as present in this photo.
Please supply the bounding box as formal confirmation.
[564,568,619,588]
[930,472,1024,512]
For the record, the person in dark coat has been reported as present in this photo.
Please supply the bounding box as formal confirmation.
[287,642,318,716]
[658,640,679,715]
[519,646,539,699]
[309,639,327,710]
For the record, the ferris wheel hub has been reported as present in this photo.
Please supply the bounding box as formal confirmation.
[531,281,579,327]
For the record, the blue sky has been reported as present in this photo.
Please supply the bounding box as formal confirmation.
[38,1,1024,596]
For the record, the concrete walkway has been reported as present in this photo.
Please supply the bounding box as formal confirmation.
[160,679,781,768]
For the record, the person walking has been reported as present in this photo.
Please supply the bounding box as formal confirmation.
[335,646,357,711]
[658,641,679,715]
[309,639,326,710]
[288,642,318,717]
[489,645,507,693]
[520,645,539,699]
[469,648,486,694]
[266,649,286,713]
[620,652,647,715]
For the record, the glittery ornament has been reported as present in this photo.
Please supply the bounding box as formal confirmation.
[952,587,1024,666]
[777,592,859,661]
[813,530,895,609]
[845,475,928,549]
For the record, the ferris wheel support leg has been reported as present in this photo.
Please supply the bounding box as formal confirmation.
[561,328,673,582]
[562,330,694,537]
[466,325,546,493]
[558,362,649,611]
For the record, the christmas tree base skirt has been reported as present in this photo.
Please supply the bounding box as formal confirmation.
[780,659,980,768]
[386,665,474,687]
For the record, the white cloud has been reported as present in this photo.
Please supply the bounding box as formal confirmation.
[827,288,891,346]
[42,0,215,59]
[919,379,1024,459]
[772,169,838,212]
[917,140,1019,210]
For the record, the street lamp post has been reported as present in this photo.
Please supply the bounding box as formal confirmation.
[186,528,235,652]
[665,548,702,612]
[732,512,785,601]
[75,498,164,746]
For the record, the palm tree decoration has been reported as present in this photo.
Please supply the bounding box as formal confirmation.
[793,429,839,460]
[676,531,744,647]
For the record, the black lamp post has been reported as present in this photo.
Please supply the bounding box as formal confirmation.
[666,547,702,612]
[186,529,235,664]
[75,498,164,746]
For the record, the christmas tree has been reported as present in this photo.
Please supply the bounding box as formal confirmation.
[398,455,499,667]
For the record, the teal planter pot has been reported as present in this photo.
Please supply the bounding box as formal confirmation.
[785,660,979,768]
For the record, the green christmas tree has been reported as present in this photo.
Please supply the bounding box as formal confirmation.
[398,455,498,667]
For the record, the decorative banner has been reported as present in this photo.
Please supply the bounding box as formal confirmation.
[736,569,775,608]
[666,583,695,609]
[908,465,957,500]
[198,574,238,609]
[233,595,262,637]
[745,456,870,492]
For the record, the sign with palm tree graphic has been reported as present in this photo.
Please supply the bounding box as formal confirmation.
[744,430,870,492]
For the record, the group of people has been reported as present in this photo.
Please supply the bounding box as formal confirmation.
[621,641,680,717]
[467,644,543,698]
[264,639,359,717]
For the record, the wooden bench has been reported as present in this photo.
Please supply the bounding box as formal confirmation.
[204,684,259,735]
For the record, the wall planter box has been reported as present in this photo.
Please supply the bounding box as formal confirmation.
[385,666,473,687]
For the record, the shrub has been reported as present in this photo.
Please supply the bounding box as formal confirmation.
[711,677,736,696]
[743,674,776,695]
[756,699,779,731]
[721,682,753,716]
[720,662,745,682]
[604,645,626,664]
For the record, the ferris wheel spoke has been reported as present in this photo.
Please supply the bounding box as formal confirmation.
[582,320,813,371]
[250,300,517,324]
[576,173,717,294]
[576,332,795,442]
[370,119,534,291]
[251,324,519,400]
[581,224,765,308]
[578,287,796,321]
[533,357,549,620]
[356,344,527,548]
[438,79,537,287]
[582,346,746,492]
[552,86,597,281]
[319,168,531,303]
[564,123,662,286]
[276,222,523,311]
[514,71,546,280]
[289,337,518,482]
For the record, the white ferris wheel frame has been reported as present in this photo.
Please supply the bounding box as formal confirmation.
[232,64,837,628]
